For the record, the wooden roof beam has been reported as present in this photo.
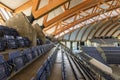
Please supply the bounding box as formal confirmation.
[61,1,70,11]
[44,0,99,27]
[0,3,13,12]
[54,13,98,36]
[54,6,120,36]
[14,1,32,13]
[32,0,69,19]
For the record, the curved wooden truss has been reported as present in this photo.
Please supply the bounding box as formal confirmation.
[0,0,69,18]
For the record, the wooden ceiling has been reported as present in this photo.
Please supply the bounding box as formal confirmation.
[0,0,120,41]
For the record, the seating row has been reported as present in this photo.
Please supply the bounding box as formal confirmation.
[82,47,106,64]
[90,38,120,44]
[0,25,19,37]
[0,25,31,51]
[101,47,120,64]
[0,43,54,80]
[101,47,120,51]
[104,51,120,64]
[0,35,31,51]
[61,50,66,80]
[33,47,58,80]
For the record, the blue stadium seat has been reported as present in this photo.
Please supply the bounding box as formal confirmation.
[23,49,33,62]
[61,53,66,80]
[16,37,25,47]
[0,55,12,80]
[0,39,6,51]
[0,63,7,80]
[40,46,44,54]
[34,47,57,80]
[31,47,39,58]
[6,39,18,49]
[23,37,31,47]
[9,51,25,71]
[36,66,47,80]
[0,25,19,37]
[4,36,18,49]
[9,28,19,37]
[44,60,50,76]
[0,55,5,63]
[47,57,52,69]
[36,46,42,55]
[16,37,31,47]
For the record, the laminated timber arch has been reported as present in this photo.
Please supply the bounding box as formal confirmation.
[86,21,102,40]
[106,25,120,37]
[0,0,69,18]
[76,25,91,41]
[81,23,96,41]
[69,29,79,41]
[97,22,113,37]
[61,17,120,41]
[100,19,119,36]
[93,19,111,37]
[113,31,120,37]
[101,22,119,36]
[89,20,107,39]
[95,19,114,37]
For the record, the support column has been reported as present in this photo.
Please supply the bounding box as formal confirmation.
[65,41,67,46]
[77,41,79,50]
[70,41,73,50]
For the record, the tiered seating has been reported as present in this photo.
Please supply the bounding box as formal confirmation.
[34,48,58,80]
[9,51,25,71]
[4,35,18,49]
[22,48,33,62]
[0,26,31,51]
[61,50,66,80]
[23,37,31,47]
[90,38,120,44]
[0,43,54,79]
[0,55,12,80]
[0,25,19,36]
[101,47,120,51]
[16,37,31,47]
[101,47,120,64]
[82,47,106,64]
[0,39,6,51]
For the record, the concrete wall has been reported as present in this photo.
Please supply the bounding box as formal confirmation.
[33,23,46,44]
[5,12,37,46]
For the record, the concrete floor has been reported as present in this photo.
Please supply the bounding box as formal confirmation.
[48,50,62,80]
[110,65,120,80]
